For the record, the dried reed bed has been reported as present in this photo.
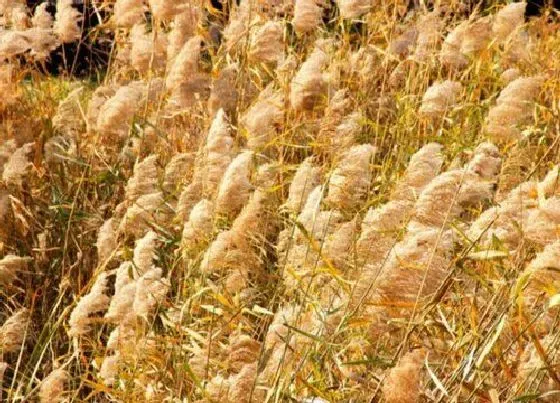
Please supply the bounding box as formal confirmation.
[1,0,560,401]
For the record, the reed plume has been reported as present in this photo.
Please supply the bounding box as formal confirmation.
[248,20,284,65]
[53,0,82,43]
[124,155,159,203]
[292,0,323,35]
[39,368,68,403]
[325,144,376,211]
[282,157,322,214]
[0,255,31,286]
[337,0,372,20]
[97,84,144,141]
[419,80,462,118]
[129,23,167,74]
[2,142,34,187]
[32,3,53,29]
[114,0,144,28]
[485,76,543,144]
[242,84,284,151]
[383,349,426,403]
[493,2,527,42]
[214,151,254,218]
[68,273,111,337]
[0,308,30,354]
[290,44,330,111]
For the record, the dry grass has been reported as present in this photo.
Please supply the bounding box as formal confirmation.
[1,0,560,402]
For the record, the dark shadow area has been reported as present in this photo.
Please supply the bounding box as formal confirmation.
[26,0,113,77]
[526,0,560,17]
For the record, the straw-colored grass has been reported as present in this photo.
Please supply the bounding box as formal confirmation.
[1,0,560,401]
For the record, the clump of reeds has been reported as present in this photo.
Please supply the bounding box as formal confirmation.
[39,368,68,403]
[382,349,426,403]
[3,1,560,401]
[53,0,82,44]
[68,273,111,337]
[0,308,30,354]
[419,80,462,118]
[325,144,376,211]
[485,76,543,144]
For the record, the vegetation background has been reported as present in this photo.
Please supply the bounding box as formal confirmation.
[1,0,560,402]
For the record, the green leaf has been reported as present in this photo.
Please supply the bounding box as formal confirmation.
[513,393,542,402]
